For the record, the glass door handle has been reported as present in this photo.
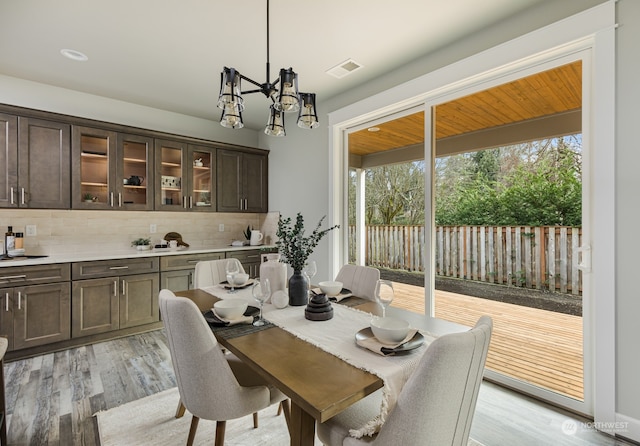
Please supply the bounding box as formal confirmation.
[577,245,591,273]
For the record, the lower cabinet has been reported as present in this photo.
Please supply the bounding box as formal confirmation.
[71,257,160,338]
[72,273,159,337]
[159,252,225,292]
[1,283,71,351]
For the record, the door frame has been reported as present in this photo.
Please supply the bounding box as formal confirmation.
[328,1,615,426]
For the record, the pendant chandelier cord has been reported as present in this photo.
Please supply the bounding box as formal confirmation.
[266,0,270,85]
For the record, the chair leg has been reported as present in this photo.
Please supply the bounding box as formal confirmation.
[253,411,259,428]
[277,401,283,416]
[215,420,226,446]
[175,399,186,418]
[187,416,199,446]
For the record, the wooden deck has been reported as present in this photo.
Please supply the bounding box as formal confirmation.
[390,282,584,401]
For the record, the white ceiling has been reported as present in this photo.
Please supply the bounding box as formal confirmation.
[0,0,547,131]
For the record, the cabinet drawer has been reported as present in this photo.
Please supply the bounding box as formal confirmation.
[160,252,224,271]
[0,263,70,286]
[226,249,262,263]
[72,257,159,279]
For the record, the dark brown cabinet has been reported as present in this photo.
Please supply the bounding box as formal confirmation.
[155,139,216,211]
[159,252,225,291]
[71,257,160,337]
[0,113,70,209]
[72,127,154,210]
[0,264,72,351]
[217,149,268,212]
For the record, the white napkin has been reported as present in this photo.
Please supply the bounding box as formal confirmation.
[211,308,254,325]
[356,328,419,356]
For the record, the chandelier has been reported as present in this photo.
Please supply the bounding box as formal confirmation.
[216,0,319,136]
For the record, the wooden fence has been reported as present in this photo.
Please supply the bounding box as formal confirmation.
[349,225,582,295]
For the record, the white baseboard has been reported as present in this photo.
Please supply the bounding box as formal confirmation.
[615,413,640,443]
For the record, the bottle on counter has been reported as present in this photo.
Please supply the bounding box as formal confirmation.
[15,232,24,250]
[5,226,15,254]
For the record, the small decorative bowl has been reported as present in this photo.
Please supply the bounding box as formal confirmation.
[371,317,410,344]
[318,281,343,296]
[213,298,248,320]
[233,273,250,286]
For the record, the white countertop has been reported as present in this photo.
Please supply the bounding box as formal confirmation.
[0,245,274,267]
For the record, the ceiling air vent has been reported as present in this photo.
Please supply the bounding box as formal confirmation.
[326,59,363,79]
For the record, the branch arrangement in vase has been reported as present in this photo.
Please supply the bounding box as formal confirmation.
[275,213,339,272]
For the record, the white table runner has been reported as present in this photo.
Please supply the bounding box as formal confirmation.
[264,303,435,437]
[201,285,436,437]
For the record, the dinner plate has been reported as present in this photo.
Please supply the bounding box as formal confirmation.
[355,327,424,355]
[221,278,255,289]
[203,306,259,326]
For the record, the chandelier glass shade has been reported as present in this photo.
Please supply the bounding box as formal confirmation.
[216,0,317,136]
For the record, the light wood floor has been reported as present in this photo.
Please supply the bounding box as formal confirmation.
[391,282,584,400]
[2,329,631,446]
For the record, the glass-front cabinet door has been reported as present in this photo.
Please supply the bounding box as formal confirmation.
[118,134,153,210]
[188,144,215,211]
[155,139,186,211]
[72,126,117,209]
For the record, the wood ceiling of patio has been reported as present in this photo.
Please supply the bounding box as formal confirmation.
[348,61,582,156]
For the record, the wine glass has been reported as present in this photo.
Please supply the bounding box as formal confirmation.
[303,260,317,301]
[225,259,240,294]
[375,279,394,317]
[252,278,271,326]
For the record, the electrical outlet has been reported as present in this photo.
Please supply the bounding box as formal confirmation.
[26,225,37,236]
[150,224,157,234]
[218,224,224,232]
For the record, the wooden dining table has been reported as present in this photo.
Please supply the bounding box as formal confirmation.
[174,288,467,446]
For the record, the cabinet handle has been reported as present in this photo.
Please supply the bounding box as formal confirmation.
[189,196,193,209]
[0,274,27,281]
[118,193,122,207]
[10,187,14,205]
[109,266,129,270]
[188,272,192,287]
[5,293,8,312]
[21,188,26,205]
[244,198,248,210]
[122,279,126,295]
[110,192,114,207]
[17,291,22,310]
[113,281,118,296]
[186,260,200,264]
[239,198,243,210]
[247,255,260,259]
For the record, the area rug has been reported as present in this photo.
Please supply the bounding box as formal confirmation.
[95,387,485,446]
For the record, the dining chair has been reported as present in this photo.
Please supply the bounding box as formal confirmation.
[334,264,380,301]
[193,258,245,289]
[159,289,289,446]
[180,258,287,427]
[317,315,493,446]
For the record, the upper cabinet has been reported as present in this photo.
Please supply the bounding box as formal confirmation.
[217,149,268,212]
[72,127,154,210]
[0,114,70,209]
[154,139,216,211]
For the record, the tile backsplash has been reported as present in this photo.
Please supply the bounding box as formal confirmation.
[0,209,279,255]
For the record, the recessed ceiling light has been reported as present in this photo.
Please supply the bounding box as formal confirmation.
[60,49,88,62]
[367,127,380,132]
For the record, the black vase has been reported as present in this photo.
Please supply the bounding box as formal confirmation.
[288,270,309,306]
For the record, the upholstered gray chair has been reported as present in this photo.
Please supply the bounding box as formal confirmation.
[194,258,245,289]
[159,289,289,446]
[317,315,493,446]
[334,264,380,301]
